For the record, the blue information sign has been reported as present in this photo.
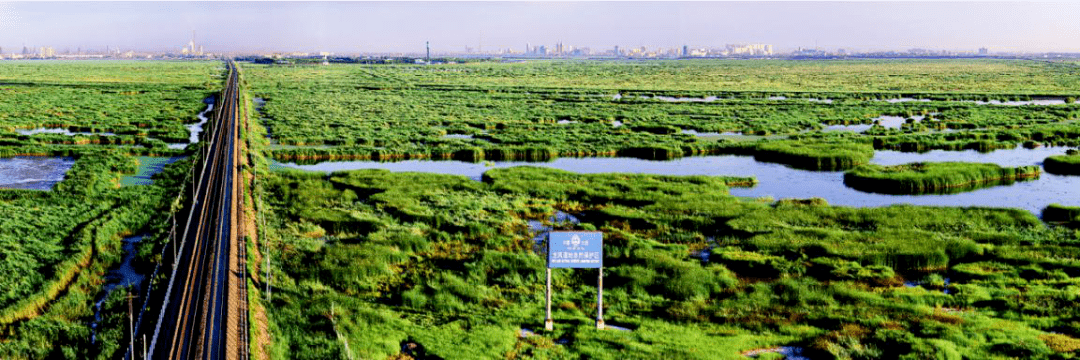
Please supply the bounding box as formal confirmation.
[548,232,603,268]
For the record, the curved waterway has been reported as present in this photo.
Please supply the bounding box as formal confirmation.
[168,99,215,149]
[90,234,147,344]
[273,146,1080,215]
[0,156,75,190]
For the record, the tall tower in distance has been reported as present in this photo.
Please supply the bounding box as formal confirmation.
[189,30,197,55]
[426,41,430,62]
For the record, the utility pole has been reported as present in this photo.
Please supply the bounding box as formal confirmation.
[128,291,139,359]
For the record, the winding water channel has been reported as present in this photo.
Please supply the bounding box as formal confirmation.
[168,97,215,149]
[90,234,146,343]
[274,146,1080,216]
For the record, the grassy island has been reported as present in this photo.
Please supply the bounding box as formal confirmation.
[1043,150,1080,175]
[753,140,873,171]
[844,162,1040,194]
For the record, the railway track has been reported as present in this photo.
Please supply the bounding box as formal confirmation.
[135,60,248,360]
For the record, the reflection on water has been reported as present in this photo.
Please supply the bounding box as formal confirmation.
[273,146,1080,215]
[0,156,75,190]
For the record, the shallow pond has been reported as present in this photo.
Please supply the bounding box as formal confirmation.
[17,128,115,136]
[823,115,926,133]
[881,97,1068,106]
[274,146,1080,215]
[743,346,808,360]
[0,156,75,190]
[120,156,186,186]
[681,129,738,137]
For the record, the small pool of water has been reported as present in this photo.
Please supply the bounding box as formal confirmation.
[744,346,808,360]
[121,156,186,186]
[273,146,1080,215]
[651,95,721,102]
[17,128,115,136]
[681,129,727,136]
[0,156,75,190]
[822,124,873,133]
[875,97,1067,106]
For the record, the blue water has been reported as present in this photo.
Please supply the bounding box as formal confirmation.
[121,156,186,186]
[273,146,1080,215]
[0,156,75,190]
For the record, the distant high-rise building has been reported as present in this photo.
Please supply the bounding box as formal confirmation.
[978,47,988,55]
[725,44,773,56]
[426,41,430,61]
[682,45,688,57]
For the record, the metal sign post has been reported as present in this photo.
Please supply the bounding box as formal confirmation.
[545,231,603,331]
[544,268,553,331]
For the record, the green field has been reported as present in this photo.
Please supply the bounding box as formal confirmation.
[245,60,1080,163]
[0,61,220,153]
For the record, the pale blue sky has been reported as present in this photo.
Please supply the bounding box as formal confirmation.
[1,1,1078,54]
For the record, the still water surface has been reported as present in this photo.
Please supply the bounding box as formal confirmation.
[0,156,75,190]
[274,146,1080,215]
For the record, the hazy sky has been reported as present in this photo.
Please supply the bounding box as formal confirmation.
[1,1,1078,54]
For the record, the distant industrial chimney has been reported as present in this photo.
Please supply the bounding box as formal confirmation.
[426,41,430,62]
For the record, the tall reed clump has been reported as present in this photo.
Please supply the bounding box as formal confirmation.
[753,140,873,171]
[1043,150,1080,175]
[844,162,1040,195]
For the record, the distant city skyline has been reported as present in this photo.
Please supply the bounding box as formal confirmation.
[1,2,1079,55]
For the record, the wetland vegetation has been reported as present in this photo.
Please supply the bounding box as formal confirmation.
[0,61,216,359]
[1044,150,1080,175]
[843,162,1041,195]
[244,60,1080,359]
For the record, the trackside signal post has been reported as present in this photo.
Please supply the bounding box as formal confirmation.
[545,231,604,331]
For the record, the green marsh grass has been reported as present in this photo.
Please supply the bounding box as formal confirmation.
[844,162,1041,195]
